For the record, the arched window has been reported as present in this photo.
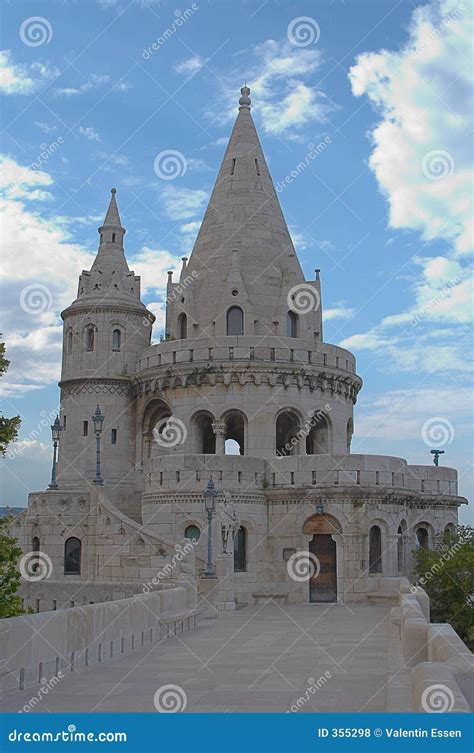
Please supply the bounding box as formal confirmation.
[346,418,353,453]
[177,313,187,340]
[306,412,331,455]
[416,527,429,550]
[31,536,40,574]
[67,331,73,355]
[112,329,121,351]
[193,412,216,454]
[85,326,95,352]
[185,525,201,543]
[234,526,247,572]
[227,306,244,336]
[397,525,404,572]
[276,410,301,456]
[287,310,298,338]
[369,526,382,573]
[64,537,81,575]
[224,410,245,455]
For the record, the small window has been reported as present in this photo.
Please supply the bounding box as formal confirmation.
[112,232,116,242]
[111,429,117,445]
[64,537,81,575]
[369,526,382,573]
[231,158,236,175]
[67,331,73,355]
[255,158,260,175]
[112,329,121,351]
[184,525,200,543]
[287,311,298,338]
[85,327,95,352]
[63,415,66,430]
[177,313,187,340]
[234,526,247,572]
[227,306,244,336]
[83,421,88,437]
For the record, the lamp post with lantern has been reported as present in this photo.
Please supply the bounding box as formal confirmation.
[48,415,62,489]
[203,478,218,577]
[92,404,105,485]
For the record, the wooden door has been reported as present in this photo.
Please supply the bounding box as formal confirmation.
[309,534,337,603]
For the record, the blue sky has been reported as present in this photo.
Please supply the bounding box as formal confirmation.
[0,0,472,521]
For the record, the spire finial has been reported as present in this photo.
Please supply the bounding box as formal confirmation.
[239,85,251,110]
[111,187,116,194]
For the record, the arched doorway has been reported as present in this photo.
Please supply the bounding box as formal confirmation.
[303,514,341,603]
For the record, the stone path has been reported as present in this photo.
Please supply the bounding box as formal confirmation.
[3,602,412,713]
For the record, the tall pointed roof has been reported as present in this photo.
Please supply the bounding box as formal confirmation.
[103,187,122,227]
[184,86,306,333]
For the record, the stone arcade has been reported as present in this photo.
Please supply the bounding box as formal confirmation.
[13,86,466,613]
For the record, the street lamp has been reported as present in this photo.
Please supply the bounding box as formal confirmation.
[48,415,62,489]
[203,478,218,577]
[92,404,105,485]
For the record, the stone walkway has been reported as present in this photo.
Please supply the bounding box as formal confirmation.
[3,602,412,713]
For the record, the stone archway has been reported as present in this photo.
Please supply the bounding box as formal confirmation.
[303,514,342,603]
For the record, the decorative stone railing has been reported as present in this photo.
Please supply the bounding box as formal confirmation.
[136,335,358,376]
[399,590,473,712]
[145,453,460,498]
[1,587,197,696]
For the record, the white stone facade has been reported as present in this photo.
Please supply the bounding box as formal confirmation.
[13,87,466,613]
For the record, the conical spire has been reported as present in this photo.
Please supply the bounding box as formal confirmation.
[183,86,306,335]
[103,187,122,227]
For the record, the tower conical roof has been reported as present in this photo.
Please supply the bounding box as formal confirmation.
[103,186,122,227]
[185,86,305,334]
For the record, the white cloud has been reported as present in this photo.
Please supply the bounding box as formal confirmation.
[159,185,208,221]
[0,50,57,95]
[79,126,101,142]
[323,306,355,322]
[175,55,206,76]
[35,121,58,134]
[55,73,110,96]
[349,0,473,256]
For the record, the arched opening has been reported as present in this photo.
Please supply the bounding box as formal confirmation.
[67,331,73,355]
[85,326,95,352]
[303,514,341,603]
[223,410,245,455]
[276,410,301,456]
[184,524,201,543]
[306,412,331,454]
[227,306,244,336]
[142,399,173,462]
[193,412,216,454]
[346,418,353,453]
[31,536,40,575]
[112,329,121,351]
[444,523,455,537]
[287,310,298,338]
[416,526,429,550]
[177,313,187,340]
[369,526,382,573]
[64,537,81,575]
[234,526,247,572]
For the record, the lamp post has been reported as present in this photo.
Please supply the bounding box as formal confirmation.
[92,404,105,485]
[48,415,62,489]
[203,478,218,577]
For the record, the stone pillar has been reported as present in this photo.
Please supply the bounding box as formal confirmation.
[212,422,226,455]
[385,534,400,576]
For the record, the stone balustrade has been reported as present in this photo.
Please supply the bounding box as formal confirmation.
[0,586,196,696]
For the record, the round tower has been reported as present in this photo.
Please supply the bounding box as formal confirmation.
[58,189,154,512]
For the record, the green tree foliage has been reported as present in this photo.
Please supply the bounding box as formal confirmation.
[412,525,474,650]
[0,340,21,455]
[0,517,24,618]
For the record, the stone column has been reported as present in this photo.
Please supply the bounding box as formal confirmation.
[212,422,226,455]
[385,534,400,576]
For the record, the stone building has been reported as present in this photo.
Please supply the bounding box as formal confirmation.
[13,87,466,612]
